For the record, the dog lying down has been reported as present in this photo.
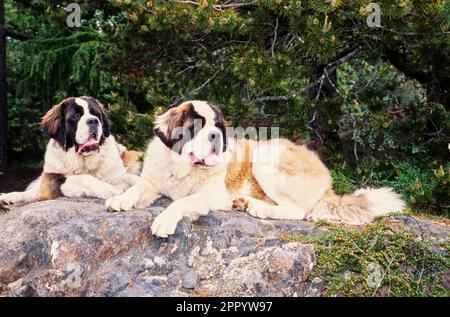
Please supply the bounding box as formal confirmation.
[0,96,142,210]
[1,99,404,238]
[105,100,405,238]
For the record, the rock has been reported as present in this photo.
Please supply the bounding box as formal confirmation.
[0,197,320,297]
[301,277,325,297]
[13,284,35,297]
[181,271,198,289]
[1,198,448,297]
[390,216,450,255]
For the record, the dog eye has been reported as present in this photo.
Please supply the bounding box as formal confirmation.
[74,113,81,120]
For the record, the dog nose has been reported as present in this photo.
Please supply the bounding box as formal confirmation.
[208,131,220,142]
[194,159,205,166]
[87,118,99,126]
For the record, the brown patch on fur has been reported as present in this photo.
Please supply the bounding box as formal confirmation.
[277,139,329,177]
[324,191,369,209]
[40,100,66,135]
[155,102,205,152]
[166,102,198,140]
[324,188,336,198]
[120,150,143,168]
[173,101,193,114]
[318,191,372,224]
[339,194,369,208]
[209,103,228,152]
[226,139,267,200]
[37,173,66,201]
[231,197,250,211]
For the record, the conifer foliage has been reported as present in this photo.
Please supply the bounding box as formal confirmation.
[1,0,449,214]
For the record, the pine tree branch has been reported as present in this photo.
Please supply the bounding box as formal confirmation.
[172,1,257,12]
[5,28,33,41]
[187,68,221,97]
[255,48,360,102]
[382,27,450,36]
[271,18,279,58]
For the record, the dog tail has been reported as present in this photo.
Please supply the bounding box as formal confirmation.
[308,187,405,225]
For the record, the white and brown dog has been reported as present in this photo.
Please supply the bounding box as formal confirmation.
[0,96,142,208]
[106,100,405,238]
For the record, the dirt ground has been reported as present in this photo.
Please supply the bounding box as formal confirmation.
[0,165,42,193]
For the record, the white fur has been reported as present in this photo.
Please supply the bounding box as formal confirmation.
[105,137,230,229]
[107,101,405,238]
[0,135,140,205]
[159,100,224,165]
[353,187,405,216]
[45,135,140,195]
[74,98,102,148]
[106,101,231,237]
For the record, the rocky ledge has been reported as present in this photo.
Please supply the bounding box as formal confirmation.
[0,198,448,297]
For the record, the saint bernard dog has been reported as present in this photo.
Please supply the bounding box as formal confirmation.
[106,100,405,238]
[0,96,142,209]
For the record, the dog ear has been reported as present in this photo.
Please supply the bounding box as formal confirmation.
[154,102,193,149]
[41,99,69,149]
[96,101,111,137]
[209,103,228,152]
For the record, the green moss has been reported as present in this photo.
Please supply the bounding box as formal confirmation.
[284,218,449,296]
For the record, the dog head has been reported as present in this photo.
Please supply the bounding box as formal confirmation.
[41,96,110,155]
[154,100,227,168]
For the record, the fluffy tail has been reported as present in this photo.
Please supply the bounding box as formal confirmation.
[308,187,405,225]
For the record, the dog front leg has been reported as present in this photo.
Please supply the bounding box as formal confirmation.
[61,174,122,199]
[114,173,142,192]
[106,178,161,211]
[151,185,229,238]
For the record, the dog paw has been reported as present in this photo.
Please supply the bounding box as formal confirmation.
[105,193,135,212]
[134,200,152,209]
[95,184,122,200]
[0,193,20,205]
[232,196,271,219]
[247,206,270,219]
[231,197,249,211]
[151,208,182,238]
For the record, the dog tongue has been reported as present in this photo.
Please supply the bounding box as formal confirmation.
[204,151,218,166]
[77,138,99,154]
[189,151,219,166]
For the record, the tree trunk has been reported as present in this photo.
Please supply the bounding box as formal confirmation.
[0,0,7,173]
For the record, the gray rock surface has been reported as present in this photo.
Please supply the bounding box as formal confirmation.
[1,198,448,297]
[181,271,198,289]
[0,198,321,297]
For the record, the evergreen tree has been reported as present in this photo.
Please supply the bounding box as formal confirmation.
[0,0,6,173]
[2,0,449,214]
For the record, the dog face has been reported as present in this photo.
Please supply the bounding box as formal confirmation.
[154,100,227,168]
[41,96,110,155]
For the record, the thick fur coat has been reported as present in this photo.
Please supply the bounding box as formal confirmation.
[106,100,405,238]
